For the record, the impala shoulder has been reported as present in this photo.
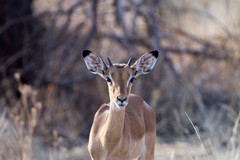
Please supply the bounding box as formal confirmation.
[93,104,109,125]
[95,103,109,117]
[91,104,109,134]
[128,94,144,104]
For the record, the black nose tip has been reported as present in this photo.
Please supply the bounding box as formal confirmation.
[117,96,127,102]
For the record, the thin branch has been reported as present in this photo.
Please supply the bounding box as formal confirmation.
[81,0,98,48]
[98,33,229,61]
[0,12,50,34]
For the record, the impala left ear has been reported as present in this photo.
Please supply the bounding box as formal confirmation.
[131,50,158,76]
[82,50,107,76]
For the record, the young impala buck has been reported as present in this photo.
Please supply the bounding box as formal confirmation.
[82,50,158,160]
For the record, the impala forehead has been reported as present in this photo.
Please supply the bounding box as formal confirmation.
[108,66,133,78]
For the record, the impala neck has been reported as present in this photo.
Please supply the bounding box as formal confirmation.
[101,102,125,149]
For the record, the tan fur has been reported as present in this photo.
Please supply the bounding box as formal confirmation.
[88,94,156,160]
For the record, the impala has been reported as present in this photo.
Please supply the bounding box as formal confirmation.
[82,50,158,160]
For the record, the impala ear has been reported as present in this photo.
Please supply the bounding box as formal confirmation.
[132,50,158,76]
[82,50,107,76]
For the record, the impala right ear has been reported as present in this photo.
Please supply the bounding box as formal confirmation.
[131,50,159,77]
[82,50,107,76]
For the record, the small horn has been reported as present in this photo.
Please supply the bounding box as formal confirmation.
[126,57,132,67]
[107,57,113,67]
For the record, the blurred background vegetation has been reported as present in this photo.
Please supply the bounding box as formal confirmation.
[0,0,240,159]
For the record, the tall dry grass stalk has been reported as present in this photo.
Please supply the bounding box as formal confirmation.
[185,112,210,160]
[6,73,43,160]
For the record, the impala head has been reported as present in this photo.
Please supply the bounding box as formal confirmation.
[82,50,158,109]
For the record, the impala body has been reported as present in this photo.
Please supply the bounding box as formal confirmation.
[83,50,158,160]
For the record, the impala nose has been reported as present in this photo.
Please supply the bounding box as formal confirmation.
[117,96,127,107]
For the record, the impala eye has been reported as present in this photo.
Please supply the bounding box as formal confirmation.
[106,77,112,83]
[129,77,136,83]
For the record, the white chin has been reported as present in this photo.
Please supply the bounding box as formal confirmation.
[113,101,128,109]
[117,101,128,107]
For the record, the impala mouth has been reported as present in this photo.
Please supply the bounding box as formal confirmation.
[116,96,128,107]
[112,100,128,109]
[117,100,128,107]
